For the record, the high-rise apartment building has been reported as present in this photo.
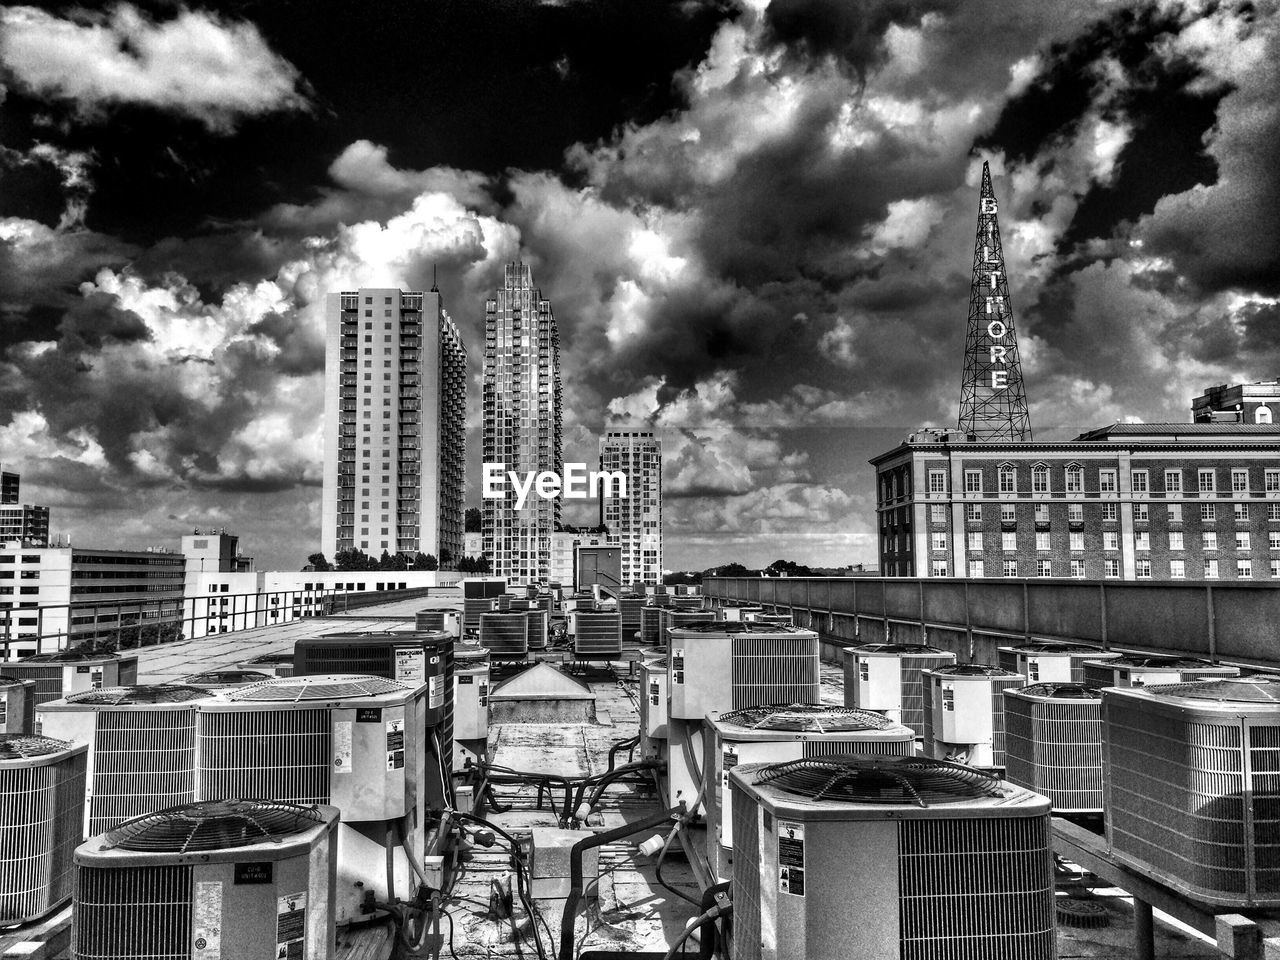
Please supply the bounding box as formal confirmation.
[322,287,466,564]
[482,262,562,583]
[0,467,50,546]
[600,431,662,584]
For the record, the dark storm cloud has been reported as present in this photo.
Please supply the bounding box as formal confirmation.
[763,0,955,76]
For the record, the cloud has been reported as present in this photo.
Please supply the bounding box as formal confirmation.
[0,4,311,133]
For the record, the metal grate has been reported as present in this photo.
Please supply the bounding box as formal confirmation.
[574,613,622,658]
[0,734,73,759]
[68,686,207,706]
[753,756,1004,805]
[479,614,528,659]
[730,634,820,710]
[72,863,192,960]
[105,799,324,853]
[639,606,665,646]
[228,674,408,701]
[900,655,957,733]
[720,703,898,733]
[415,610,446,631]
[898,815,1055,959]
[1147,678,1280,702]
[90,709,197,836]
[525,610,548,650]
[1005,689,1103,813]
[463,598,496,634]
[0,746,85,926]
[197,708,331,805]
[1,664,66,706]
[990,675,1026,768]
[730,782,762,960]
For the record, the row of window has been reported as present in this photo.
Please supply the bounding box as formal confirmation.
[942,530,1280,551]
[930,502,1280,523]
[929,465,1280,495]
[953,558,1272,579]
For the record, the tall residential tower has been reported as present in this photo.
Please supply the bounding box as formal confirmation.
[322,287,466,564]
[600,431,662,585]
[482,262,562,583]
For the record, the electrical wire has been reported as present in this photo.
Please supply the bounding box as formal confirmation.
[662,902,732,960]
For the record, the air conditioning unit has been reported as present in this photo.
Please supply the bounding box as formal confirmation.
[617,597,645,645]
[639,605,666,646]
[196,675,432,922]
[718,605,763,623]
[997,642,1119,683]
[638,654,669,761]
[1083,655,1239,690]
[660,610,716,651]
[235,651,296,678]
[668,624,821,720]
[842,643,957,734]
[463,597,497,636]
[0,676,36,734]
[180,669,274,689]
[572,611,622,659]
[0,735,87,926]
[462,578,506,599]
[1104,677,1280,907]
[1004,682,1103,814]
[525,610,549,651]
[479,613,529,660]
[38,684,209,837]
[4,652,139,708]
[416,608,461,637]
[669,595,705,612]
[71,800,338,960]
[921,664,1025,769]
[744,611,792,627]
[729,756,1055,960]
[453,645,490,767]
[705,705,915,882]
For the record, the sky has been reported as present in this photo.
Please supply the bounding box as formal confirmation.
[1,0,1278,573]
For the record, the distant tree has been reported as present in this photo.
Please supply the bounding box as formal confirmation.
[464,508,481,532]
[439,547,453,567]
[474,555,491,574]
[766,559,815,577]
[412,552,439,571]
[664,570,703,586]
[306,552,331,572]
[377,550,397,571]
[335,548,376,572]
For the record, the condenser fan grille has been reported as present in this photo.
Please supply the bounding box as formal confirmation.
[105,799,324,852]
[229,674,409,701]
[1019,683,1100,700]
[65,684,207,705]
[856,644,946,655]
[932,664,1019,678]
[1145,678,1280,702]
[753,756,1004,806]
[721,703,897,732]
[0,734,72,760]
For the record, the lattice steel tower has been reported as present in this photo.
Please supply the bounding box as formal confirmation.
[957,162,1032,441]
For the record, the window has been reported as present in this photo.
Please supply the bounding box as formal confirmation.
[1136,559,1151,579]
[1002,531,1017,551]
[967,559,984,578]
[1135,531,1150,551]
[1272,560,1280,579]
[964,470,982,493]
[1099,469,1117,493]
[1035,532,1051,551]
[1131,470,1149,494]
[1272,504,1280,521]
[1199,469,1216,492]
[1070,559,1085,578]
[1102,503,1118,521]
[999,464,1016,494]
[1271,532,1280,550]
[1233,469,1250,493]
[928,470,947,493]
[1032,464,1049,493]
[1202,503,1216,522]
[931,505,947,523]
[1034,503,1049,522]
[1001,504,1016,522]
[1104,531,1119,550]
[1070,532,1085,551]
[1259,407,1274,424]
[931,560,949,577]
[1267,469,1280,493]
[931,533,947,551]
[1236,503,1250,522]
[1133,503,1148,522]
[1065,464,1083,493]
[1203,531,1218,550]
[1003,559,1018,578]
[1105,559,1120,578]
[1170,559,1186,579]
[1165,470,1183,493]
[1170,531,1184,551]
[1238,559,1253,579]
[1168,504,1183,522]
[967,531,983,551]
[1036,559,1052,577]
[1237,532,1251,550]
[1068,503,1083,522]
[966,503,982,521]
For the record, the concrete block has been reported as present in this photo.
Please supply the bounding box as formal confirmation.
[1218,915,1261,960]
[529,827,599,900]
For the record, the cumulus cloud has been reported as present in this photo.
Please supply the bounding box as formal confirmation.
[0,4,310,132]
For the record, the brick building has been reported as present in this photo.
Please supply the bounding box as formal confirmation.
[872,423,1280,581]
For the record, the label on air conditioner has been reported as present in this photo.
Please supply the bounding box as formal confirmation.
[722,745,737,793]
[859,662,869,681]
[1028,659,1040,681]
[277,892,307,959]
[233,862,273,884]
[428,674,445,709]
[193,880,222,959]
[394,648,425,684]
[91,668,102,689]
[942,683,955,711]
[386,718,405,770]
[356,707,382,723]
[479,682,488,706]
[672,649,684,685]
[777,821,805,897]
[649,681,659,705]
[458,674,474,684]
[333,721,352,774]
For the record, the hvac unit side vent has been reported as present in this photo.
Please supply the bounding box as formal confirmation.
[479,613,528,658]
[104,799,325,853]
[198,708,331,805]
[753,755,1004,805]
[1004,684,1103,813]
[730,634,820,710]
[574,612,622,658]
